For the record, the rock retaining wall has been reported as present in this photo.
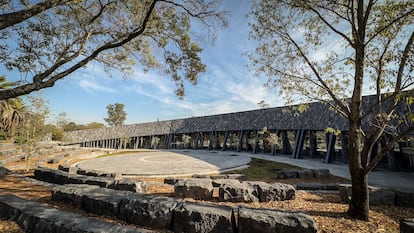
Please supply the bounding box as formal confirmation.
[338,184,414,207]
[33,167,147,193]
[52,184,317,233]
[173,178,296,203]
[0,194,149,233]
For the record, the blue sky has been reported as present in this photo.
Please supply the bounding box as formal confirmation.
[18,0,282,125]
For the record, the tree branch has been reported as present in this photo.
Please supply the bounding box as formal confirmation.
[284,32,351,117]
[364,125,414,174]
[0,0,159,100]
[365,7,414,46]
[0,0,73,30]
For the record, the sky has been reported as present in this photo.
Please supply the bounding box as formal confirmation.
[22,0,282,125]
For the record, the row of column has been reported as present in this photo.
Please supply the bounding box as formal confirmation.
[78,129,350,163]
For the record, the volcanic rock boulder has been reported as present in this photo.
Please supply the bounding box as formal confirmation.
[174,178,214,200]
[173,202,235,233]
[238,206,318,233]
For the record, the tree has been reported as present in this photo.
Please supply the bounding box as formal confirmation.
[0,0,227,100]
[104,103,127,127]
[17,92,50,142]
[0,76,25,140]
[249,0,413,220]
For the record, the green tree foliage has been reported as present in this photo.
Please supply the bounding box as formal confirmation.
[62,121,104,131]
[16,92,50,143]
[0,0,227,100]
[104,103,127,127]
[249,0,413,220]
[0,76,25,140]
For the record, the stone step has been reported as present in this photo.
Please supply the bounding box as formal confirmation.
[0,194,150,233]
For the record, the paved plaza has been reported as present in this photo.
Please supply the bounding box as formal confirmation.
[75,149,414,192]
[76,150,251,177]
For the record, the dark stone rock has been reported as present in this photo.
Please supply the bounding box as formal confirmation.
[276,170,298,179]
[400,218,414,233]
[312,169,331,178]
[210,174,228,179]
[164,177,179,185]
[81,187,129,217]
[248,181,296,201]
[34,167,57,183]
[119,194,182,230]
[76,168,87,175]
[370,188,395,206]
[226,173,247,181]
[297,169,314,179]
[218,180,259,203]
[172,202,235,233]
[395,191,414,208]
[57,164,69,172]
[0,194,151,233]
[52,184,101,207]
[338,184,351,203]
[192,174,210,179]
[0,166,11,177]
[174,178,214,200]
[238,206,318,233]
[297,183,339,191]
[108,178,147,193]
[84,176,115,187]
[212,179,241,188]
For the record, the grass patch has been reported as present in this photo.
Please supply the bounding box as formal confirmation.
[98,150,155,158]
[226,158,302,180]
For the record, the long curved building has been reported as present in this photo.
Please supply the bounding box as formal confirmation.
[64,94,414,172]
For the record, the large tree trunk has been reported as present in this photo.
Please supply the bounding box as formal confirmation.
[348,163,369,220]
[347,118,370,220]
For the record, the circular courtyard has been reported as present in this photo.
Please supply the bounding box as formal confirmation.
[75,150,251,177]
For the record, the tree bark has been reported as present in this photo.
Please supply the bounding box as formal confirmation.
[348,164,369,221]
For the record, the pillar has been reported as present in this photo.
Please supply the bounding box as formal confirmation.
[237,130,244,152]
[281,130,291,154]
[325,133,336,163]
[222,130,229,151]
[292,129,305,159]
[253,130,259,154]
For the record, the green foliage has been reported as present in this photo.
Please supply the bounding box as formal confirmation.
[0,0,228,100]
[325,127,341,136]
[15,92,50,144]
[226,158,301,181]
[62,121,104,131]
[104,103,127,127]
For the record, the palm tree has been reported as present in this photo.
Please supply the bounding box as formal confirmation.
[0,76,25,140]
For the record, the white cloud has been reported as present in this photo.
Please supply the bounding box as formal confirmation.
[78,77,117,94]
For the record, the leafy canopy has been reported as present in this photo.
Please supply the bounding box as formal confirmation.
[104,103,127,127]
[0,0,227,99]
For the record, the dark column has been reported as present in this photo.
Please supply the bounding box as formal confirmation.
[324,133,336,163]
[253,130,259,154]
[387,149,397,171]
[281,130,291,154]
[271,130,279,156]
[340,131,348,163]
[208,132,213,150]
[292,129,305,159]
[309,130,317,158]
[237,130,244,152]
[222,130,229,151]
[194,132,200,150]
